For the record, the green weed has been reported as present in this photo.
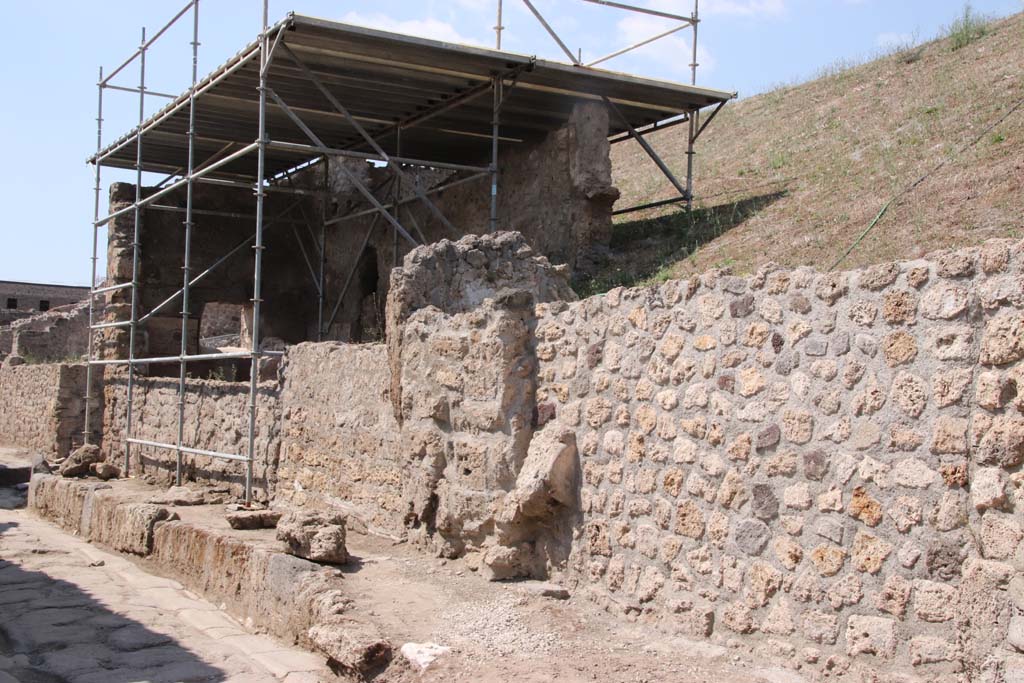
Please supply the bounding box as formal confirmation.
[945,4,989,51]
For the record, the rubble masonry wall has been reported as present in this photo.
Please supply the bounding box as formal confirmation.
[531,238,1023,676]
[0,363,90,457]
[274,342,403,535]
[100,375,282,503]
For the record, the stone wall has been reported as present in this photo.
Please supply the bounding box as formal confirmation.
[525,239,1024,678]
[6,301,92,364]
[0,363,91,457]
[275,342,403,535]
[100,374,281,502]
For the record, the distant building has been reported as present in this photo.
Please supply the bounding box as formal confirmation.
[0,280,89,314]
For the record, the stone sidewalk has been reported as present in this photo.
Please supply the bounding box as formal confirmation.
[0,491,333,683]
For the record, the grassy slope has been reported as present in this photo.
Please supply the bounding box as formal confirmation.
[591,11,1024,295]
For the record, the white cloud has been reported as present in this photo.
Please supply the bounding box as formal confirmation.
[340,12,485,46]
[876,31,914,49]
[608,13,716,78]
[690,0,785,17]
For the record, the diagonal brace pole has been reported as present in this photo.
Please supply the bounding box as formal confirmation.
[521,0,580,64]
[280,43,458,235]
[603,96,689,199]
[266,88,418,247]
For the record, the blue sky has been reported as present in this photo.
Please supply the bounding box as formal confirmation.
[1,0,1021,285]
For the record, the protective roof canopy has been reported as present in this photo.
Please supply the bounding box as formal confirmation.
[93,13,735,181]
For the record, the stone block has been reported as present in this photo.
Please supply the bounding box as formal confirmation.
[846,615,896,658]
[276,511,349,564]
[913,580,957,622]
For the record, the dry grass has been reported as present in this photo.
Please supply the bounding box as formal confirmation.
[592,10,1024,292]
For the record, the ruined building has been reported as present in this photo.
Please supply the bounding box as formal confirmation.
[3,4,1023,681]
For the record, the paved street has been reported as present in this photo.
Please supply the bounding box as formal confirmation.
[0,484,332,683]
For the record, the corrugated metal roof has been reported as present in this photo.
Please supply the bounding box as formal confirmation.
[92,13,734,181]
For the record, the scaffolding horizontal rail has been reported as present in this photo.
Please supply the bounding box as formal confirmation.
[91,320,133,330]
[126,437,249,463]
[88,350,284,366]
[91,282,134,295]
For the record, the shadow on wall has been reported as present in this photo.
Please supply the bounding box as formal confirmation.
[0,523,229,683]
[575,190,789,297]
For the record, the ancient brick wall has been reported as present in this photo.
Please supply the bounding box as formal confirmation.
[0,363,90,457]
[527,239,1023,677]
[101,374,281,502]
[275,342,404,535]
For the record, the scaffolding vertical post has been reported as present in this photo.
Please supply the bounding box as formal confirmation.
[495,0,504,49]
[317,159,326,342]
[686,0,699,210]
[84,66,105,447]
[245,1,270,505]
[489,76,501,233]
[176,0,200,487]
[125,27,147,475]
[393,128,401,266]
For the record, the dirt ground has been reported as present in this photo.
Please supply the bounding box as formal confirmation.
[5,465,813,683]
[338,531,804,683]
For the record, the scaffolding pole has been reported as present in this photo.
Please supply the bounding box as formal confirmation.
[124,27,147,475]
[244,1,271,505]
[176,0,200,487]
[686,0,700,210]
[489,76,501,233]
[83,66,104,447]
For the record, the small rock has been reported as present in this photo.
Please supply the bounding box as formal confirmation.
[58,444,103,478]
[147,486,206,506]
[400,642,450,671]
[276,510,349,564]
[90,462,121,481]
[226,509,282,530]
[516,581,570,600]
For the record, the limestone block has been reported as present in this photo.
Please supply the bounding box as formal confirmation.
[933,368,973,407]
[972,467,1008,510]
[976,371,1016,411]
[891,372,928,417]
[913,580,957,622]
[58,444,103,478]
[810,544,846,576]
[881,331,917,366]
[980,514,1022,560]
[803,610,839,644]
[276,511,349,564]
[307,621,390,674]
[931,416,969,455]
[851,531,892,574]
[827,574,862,609]
[848,486,883,527]
[860,262,900,291]
[882,290,917,325]
[875,574,912,618]
[976,416,1024,467]
[907,266,930,288]
[846,615,896,658]
[919,283,969,320]
[909,636,960,666]
[772,536,803,570]
[980,312,1024,365]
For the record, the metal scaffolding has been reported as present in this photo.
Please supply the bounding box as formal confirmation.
[83,1,732,505]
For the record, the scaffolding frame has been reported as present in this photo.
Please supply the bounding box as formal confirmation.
[83,1,731,505]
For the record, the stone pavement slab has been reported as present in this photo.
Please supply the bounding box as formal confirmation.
[0,504,334,682]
